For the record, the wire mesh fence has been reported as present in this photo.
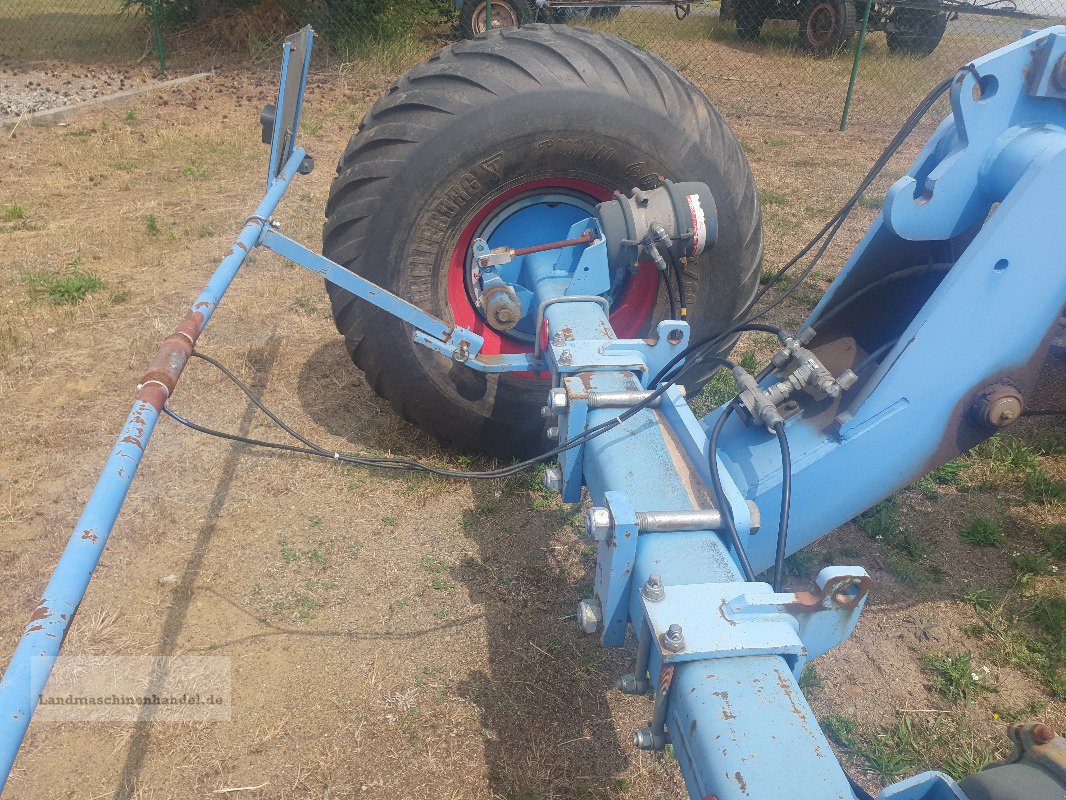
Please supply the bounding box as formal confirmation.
[2,0,1065,131]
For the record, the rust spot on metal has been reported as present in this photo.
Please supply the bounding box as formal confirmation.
[137,310,207,411]
[80,530,99,543]
[658,664,675,691]
[712,691,735,720]
[1031,723,1056,746]
[26,625,44,633]
[734,771,749,796]
[511,232,595,257]
[120,435,144,451]
[234,241,248,252]
[656,410,715,509]
[30,605,50,622]
[690,719,698,734]
[785,574,870,613]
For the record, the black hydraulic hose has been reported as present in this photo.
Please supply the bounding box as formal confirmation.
[742,75,954,323]
[668,250,687,318]
[166,349,737,481]
[808,263,951,331]
[706,400,757,582]
[661,265,678,321]
[771,421,792,592]
[651,323,788,387]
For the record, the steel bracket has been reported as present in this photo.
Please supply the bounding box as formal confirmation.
[593,490,640,648]
[639,566,870,677]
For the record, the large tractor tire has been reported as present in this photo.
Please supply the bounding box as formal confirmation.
[323,25,762,458]
[798,0,857,55]
[459,0,535,37]
[733,0,769,41]
[886,7,948,57]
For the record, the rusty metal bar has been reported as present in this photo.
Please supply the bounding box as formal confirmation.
[510,232,595,257]
[0,146,308,787]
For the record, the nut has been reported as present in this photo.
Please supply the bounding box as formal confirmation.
[545,426,560,440]
[542,466,562,493]
[633,727,666,750]
[558,348,574,366]
[662,623,685,653]
[577,598,602,634]
[585,507,612,542]
[548,388,568,412]
[641,574,665,603]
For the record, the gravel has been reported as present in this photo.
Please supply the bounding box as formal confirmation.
[0,59,158,119]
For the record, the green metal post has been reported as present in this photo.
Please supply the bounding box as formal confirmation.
[486,0,492,30]
[149,0,166,74]
[840,0,874,131]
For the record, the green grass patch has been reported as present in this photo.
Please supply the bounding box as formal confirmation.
[921,651,990,702]
[857,192,884,210]
[959,515,1005,548]
[23,264,104,305]
[145,214,160,236]
[758,188,790,206]
[1,202,27,222]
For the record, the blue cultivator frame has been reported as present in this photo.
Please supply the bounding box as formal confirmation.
[2,23,1065,800]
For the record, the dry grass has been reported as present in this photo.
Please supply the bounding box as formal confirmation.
[0,35,1061,800]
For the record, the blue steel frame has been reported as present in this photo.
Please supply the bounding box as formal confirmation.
[2,24,1065,800]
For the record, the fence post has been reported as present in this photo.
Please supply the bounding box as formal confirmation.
[840,0,874,131]
[149,0,167,73]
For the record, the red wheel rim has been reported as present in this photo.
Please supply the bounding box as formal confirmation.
[447,177,659,378]
[806,3,838,49]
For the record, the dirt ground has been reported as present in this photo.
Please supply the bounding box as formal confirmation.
[0,42,1062,800]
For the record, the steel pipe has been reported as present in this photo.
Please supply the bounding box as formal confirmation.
[635,503,760,533]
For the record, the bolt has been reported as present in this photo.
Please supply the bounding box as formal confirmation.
[540,405,555,419]
[641,574,665,603]
[493,306,515,325]
[617,673,651,695]
[545,426,560,440]
[551,331,568,346]
[454,341,470,363]
[1052,54,1066,92]
[548,387,568,412]
[543,466,562,493]
[633,727,666,750]
[667,328,684,345]
[558,348,574,366]
[972,384,1024,428]
[987,394,1023,426]
[662,623,685,653]
[585,507,612,542]
[576,598,602,634]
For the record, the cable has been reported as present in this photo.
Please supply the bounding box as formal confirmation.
[771,421,791,592]
[164,349,737,480]
[808,263,950,331]
[740,75,954,325]
[706,401,756,581]
[650,322,788,387]
[667,249,687,319]
[660,263,678,320]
